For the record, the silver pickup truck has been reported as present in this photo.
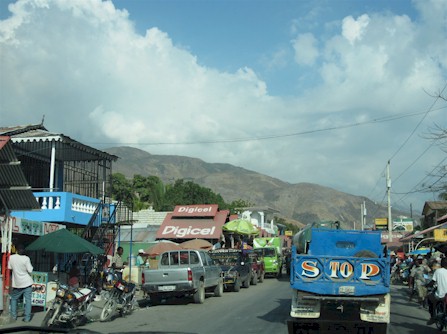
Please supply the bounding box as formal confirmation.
[141,249,224,304]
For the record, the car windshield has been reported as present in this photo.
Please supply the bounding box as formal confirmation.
[255,248,276,257]
[210,252,240,265]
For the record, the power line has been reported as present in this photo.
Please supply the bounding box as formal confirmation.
[86,105,446,146]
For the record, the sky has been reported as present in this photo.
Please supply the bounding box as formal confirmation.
[0,0,446,216]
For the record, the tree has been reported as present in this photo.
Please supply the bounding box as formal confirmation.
[132,175,165,211]
[161,179,227,211]
[111,173,134,207]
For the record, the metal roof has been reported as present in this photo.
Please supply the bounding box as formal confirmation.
[0,136,40,212]
[0,124,118,162]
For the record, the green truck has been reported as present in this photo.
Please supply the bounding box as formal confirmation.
[253,237,283,277]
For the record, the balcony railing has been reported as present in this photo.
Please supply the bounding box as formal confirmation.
[11,191,101,226]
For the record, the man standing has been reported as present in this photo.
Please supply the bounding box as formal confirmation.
[427,257,447,325]
[110,246,125,280]
[136,249,148,267]
[8,244,34,322]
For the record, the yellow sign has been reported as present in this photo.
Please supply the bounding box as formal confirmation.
[375,218,388,226]
[434,229,447,242]
[285,230,293,236]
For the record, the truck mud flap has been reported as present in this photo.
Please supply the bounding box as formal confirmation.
[287,318,387,334]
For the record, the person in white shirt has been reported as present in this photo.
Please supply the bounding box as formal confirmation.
[427,257,447,325]
[8,244,34,322]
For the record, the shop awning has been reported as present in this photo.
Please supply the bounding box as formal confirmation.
[156,211,227,240]
[400,222,447,242]
[0,136,40,212]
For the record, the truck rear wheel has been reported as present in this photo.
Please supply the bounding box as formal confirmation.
[214,279,224,297]
[243,277,250,288]
[251,272,258,285]
[193,282,205,304]
[150,294,161,306]
[234,279,241,292]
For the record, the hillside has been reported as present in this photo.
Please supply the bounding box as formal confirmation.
[105,146,412,229]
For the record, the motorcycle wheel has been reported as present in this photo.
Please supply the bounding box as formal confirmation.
[434,302,445,331]
[100,299,117,322]
[41,308,57,328]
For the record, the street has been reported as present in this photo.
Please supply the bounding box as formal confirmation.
[0,278,444,334]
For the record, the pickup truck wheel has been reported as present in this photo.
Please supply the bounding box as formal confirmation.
[233,279,241,292]
[251,272,258,285]
[214,279,224,297]
[243,277,250,288]
[150,294,161,306]
[193,282,205,304]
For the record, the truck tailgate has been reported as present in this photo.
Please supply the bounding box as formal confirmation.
[144,266,191,285]
[291,254,390,296]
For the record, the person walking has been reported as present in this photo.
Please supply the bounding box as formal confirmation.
[8,244,34,322]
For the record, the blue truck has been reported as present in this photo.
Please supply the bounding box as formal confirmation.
[288,221,390,333]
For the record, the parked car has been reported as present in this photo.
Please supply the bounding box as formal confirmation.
[209,248,251,292]
[141,249,223,304]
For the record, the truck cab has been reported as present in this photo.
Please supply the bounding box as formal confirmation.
[253,237,283,277]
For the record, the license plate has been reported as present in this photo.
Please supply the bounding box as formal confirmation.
[158,285,175,291]
[339,286,355,295]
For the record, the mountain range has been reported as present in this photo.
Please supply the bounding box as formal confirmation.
[105,146,414,229]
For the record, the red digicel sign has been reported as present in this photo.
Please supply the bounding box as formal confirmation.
[173,204,218,217]
[157,220,222,239]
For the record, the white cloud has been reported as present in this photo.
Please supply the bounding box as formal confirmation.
[0,0,446,213]
[342,14,370,45]
[292,32,319,66]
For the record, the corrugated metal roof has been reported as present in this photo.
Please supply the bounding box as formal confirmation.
[0,136,40,212]
[422,201,447,215]
[1,124,118,162]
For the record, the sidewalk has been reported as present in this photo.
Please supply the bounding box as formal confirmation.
[0,290,147,330]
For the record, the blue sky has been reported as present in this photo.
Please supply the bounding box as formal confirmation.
[0,0,446,219]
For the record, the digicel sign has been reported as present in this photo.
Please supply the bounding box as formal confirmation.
[156,220,222,239]
[173,204,218,217]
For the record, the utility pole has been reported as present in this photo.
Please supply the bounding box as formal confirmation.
[360,201,366,230]
[387,161,393,242]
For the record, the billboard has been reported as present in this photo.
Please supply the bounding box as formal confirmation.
[434,229,447,242]
[375,218,388,230]
[393,218,414,232]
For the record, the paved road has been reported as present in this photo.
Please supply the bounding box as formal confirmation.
[0,278,443,333]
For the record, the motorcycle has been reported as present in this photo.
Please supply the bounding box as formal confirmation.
[100,276,137,322]
[434,294,447,331]
[41,281,97,328]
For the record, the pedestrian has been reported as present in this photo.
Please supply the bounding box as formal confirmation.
[68,260,81,288]
[136,249,148,267]
[426,257,447,325]
[8,244,34,322]
[110,246,125,280]
[409,255,431,304]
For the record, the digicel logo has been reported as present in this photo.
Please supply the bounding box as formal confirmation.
[162,226,216,238]
[178,206,212,214]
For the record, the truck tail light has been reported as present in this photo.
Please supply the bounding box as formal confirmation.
[188,268,193,281]
[142,272,145,285]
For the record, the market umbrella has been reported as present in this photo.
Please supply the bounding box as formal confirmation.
[409,248,431,255]
[180,239,213,250]
[26,228,104,255]
[145,240,182,256]
[222,219,259,236]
